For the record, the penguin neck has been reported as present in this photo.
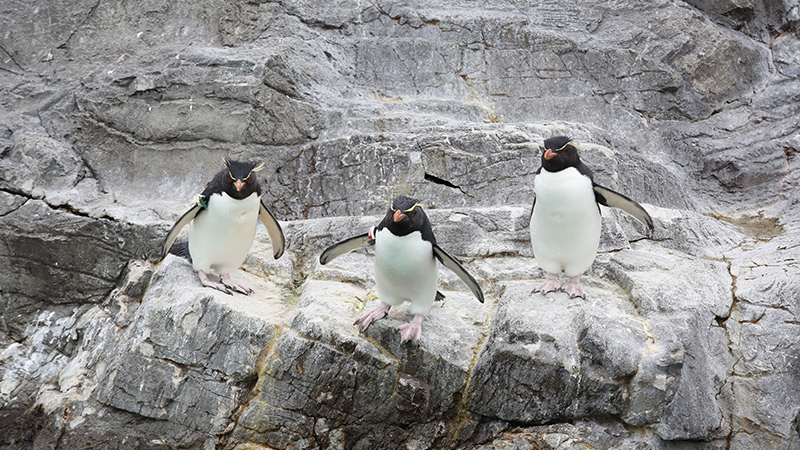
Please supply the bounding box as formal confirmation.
[223,182,260,200]
[208,191,259,222]
[375,228,435,267]
[384,221,417,237]
[377,228,425,244]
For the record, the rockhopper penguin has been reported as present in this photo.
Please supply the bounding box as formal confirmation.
[530,136,654,299]
[161,158,286,295]
[320,196,484,344]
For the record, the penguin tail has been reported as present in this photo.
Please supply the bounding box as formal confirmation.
[169,241,193,263]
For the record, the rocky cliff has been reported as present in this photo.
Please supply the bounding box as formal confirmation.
[1,0,799,449]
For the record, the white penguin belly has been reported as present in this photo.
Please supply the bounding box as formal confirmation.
[374,229,439,315]
[530,168,602,277]
[189,192,259,275]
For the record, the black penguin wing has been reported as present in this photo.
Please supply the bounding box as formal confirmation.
[530,165,544,222]
[258,200,286,259]
[432,244,484,303]
[593,184,654,231]
[531,164,540,220]
[529,197,535,224]
[161,202,204,259]
[319,233,374,265]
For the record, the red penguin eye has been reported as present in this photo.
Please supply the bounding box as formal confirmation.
[246,176,252,183]
[408,212,415,218]
[228,175,233,183]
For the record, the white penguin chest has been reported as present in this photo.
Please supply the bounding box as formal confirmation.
[374,229,437,282]
[530,167,602,275]
[532,168,599,224]
[197,192,259,228]
[188,192,259,273]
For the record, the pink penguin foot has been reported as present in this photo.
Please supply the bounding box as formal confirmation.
[534,273,561,294]
[355,302,392,331]
[198,271,232,295]
[220,273,254,295]
[561,276,586,299]
[398,314,425,344]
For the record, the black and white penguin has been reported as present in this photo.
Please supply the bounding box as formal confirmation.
[161,158,286,295]
[530,136,653,299]
[320,196,484,344]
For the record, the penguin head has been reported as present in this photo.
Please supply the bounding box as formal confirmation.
[541,136,581,172]
[383,195,429,237]
[222,158,264,199]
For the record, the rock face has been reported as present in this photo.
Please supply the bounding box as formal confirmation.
[1,1,799,449]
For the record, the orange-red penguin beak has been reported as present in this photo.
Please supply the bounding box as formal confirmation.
[544,149,556,160]
[234,179,246,191]
[393,210,406,222]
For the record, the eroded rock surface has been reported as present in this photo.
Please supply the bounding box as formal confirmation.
[1,0,799,449]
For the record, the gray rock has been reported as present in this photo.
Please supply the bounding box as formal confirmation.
[50,256,289,448]
[0,199,163,337]
[603,244,733,318]
[0,130,83,198]
[468,278,671,426]
[470,420,653,450]
[232,277,489,449]
[774,33,800,78]
[721,231,800,449]
[1,0,799,448]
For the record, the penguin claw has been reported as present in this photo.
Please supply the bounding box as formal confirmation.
[398,315,424,344]
[198,271,233,295]
[201,280,233,295]
[220,274,254,295]
[225,283,254,295]
[356,302,391,331]
[533,273,561,294]
[561,276,586,299]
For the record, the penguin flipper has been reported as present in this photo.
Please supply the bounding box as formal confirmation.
[319,233,373,265]
[259,200,286,259]
[161,203,203,260]
[593,184,654,231]
[432,244,484,303]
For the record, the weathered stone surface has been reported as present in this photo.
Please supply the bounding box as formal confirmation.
[1,0,799,449]
[0,199,163,338]
[0,130,83,198]
[470,420,655,450]
[232,275,489,449]
[722,230,800,449]
[468,282,644,423]
[466,247,735,442]
[30,256,292,449]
